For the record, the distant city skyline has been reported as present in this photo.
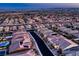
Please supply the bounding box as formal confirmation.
[0,3,79,10]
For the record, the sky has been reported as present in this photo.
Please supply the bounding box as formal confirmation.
[0,3,79,9]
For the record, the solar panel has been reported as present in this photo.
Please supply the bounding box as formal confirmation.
[76,51,79,55]
[50,36,71,49]
[58,38,71,49]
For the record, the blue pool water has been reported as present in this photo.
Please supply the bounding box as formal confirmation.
[0,41,10,47]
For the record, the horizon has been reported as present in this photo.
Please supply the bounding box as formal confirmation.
[0,3,79,10]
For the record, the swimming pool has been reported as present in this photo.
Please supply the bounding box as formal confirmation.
[0,41,10,47]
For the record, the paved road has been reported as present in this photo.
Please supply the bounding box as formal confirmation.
[29,31,53,56]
